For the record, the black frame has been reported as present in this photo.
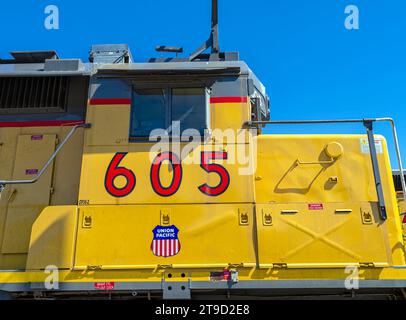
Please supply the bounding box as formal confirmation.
[129,83,210,141]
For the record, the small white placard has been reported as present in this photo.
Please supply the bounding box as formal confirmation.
[360,138,383,154]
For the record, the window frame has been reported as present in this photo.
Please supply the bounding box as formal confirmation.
[129,82,210,142]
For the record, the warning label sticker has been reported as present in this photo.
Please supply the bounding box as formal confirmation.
[308,203,324,210]
[94,282,115,290]
[360,138,383,154]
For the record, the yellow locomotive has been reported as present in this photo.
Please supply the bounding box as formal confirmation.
[0,0,406,299]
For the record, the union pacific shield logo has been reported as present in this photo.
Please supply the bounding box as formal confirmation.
[151,225,181,257]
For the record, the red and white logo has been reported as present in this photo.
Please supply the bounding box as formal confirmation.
[151,225,181,258]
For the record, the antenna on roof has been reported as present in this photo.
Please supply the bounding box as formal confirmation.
[155,46,184,57]
[211,0,220,54]
[189,0,220,61]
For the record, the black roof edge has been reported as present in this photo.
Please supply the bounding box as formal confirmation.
[96,66,241,77]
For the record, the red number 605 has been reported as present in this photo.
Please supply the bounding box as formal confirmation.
[104,151,230,198]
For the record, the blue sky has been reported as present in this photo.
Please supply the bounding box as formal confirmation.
[1,0,405,168]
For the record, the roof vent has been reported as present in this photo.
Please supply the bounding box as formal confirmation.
[44,59,84,72]
[89,44,132,64]
[0,51,59,64]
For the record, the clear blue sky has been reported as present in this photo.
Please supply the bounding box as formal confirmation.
[1,0,405,169]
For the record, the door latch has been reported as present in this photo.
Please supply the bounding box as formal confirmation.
[361,208,373,225]
[238,209,249,225]
[262,210,273,226]
[161,209,171,225]
[82,214,93,228]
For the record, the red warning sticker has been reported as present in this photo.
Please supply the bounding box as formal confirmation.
[210,269,231,282]
[94,282,115,290]
[308,203,324,210]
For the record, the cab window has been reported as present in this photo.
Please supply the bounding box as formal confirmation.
[171,88,207,135]
[130,88,166,138]
[130,86,207,140]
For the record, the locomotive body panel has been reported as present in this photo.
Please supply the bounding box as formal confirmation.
[0,42,405,299]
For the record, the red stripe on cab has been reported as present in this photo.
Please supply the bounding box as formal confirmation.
[210,96,248,104]
[0,120,85,128]
[89,98,132,105]
[91,97,246,105]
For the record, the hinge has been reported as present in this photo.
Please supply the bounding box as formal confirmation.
[86,265,102,271]
[230,269,239,283]
[50,187,55,195]
[359,262,375,268]
[55,137,60,145]
[7,189,17,203]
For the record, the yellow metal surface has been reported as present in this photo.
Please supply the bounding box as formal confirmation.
[2,98,406,292]
[26,206,78,270]
[1,134,56,254]
[400,200,406,215]
[86,104,131,146]
[79,102,254,205]
[4,266,406,288]
[73,204,255,270]
[255,135,394,203]
[0,126,84,270]
[210,101,250,131]
[255,135,405,266]
[17,131,406,288]
[78,143,254,205]
[256,202,391,268]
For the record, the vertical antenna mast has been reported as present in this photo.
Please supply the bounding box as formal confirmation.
[211,0,220,54]
[189,0,220,60]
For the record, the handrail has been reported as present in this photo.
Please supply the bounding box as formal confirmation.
[295,158,335,166]
[0,123,91,193]
[245,117,406,216]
